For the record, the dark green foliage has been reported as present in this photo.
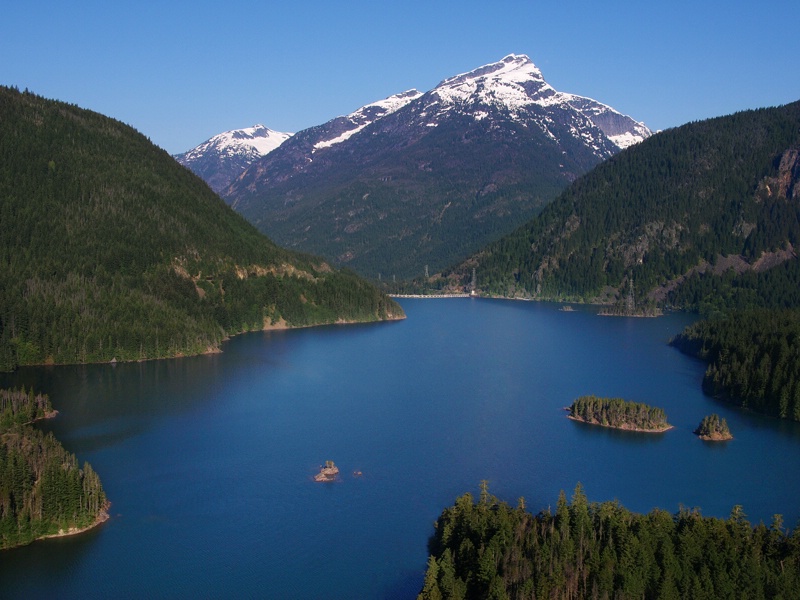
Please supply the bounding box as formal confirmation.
[0,86,402,370]
[0,387,53,429]
[694,414,732,439]
[666,256,800,317]
[442,101,800,304]
[672,309,800,421]
[568,395,670,431]
[419,485,800,600]
[0,387,106,549]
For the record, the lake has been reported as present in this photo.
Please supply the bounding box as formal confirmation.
[2,298,799,599]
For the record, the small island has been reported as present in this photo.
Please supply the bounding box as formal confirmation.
[567,395,672,432]
[314,460,340,482]
[694,413,733,441]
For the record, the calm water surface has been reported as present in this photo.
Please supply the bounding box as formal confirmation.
[2,299,799,599]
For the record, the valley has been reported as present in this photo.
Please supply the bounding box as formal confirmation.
[2,48,800,599]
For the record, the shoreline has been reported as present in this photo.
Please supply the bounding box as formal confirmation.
[39,502,111,542]
[15,312,406,369]
[696,433,733,441]
[566,414,674,433]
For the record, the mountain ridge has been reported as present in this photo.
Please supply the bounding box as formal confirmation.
[216,54,651,279]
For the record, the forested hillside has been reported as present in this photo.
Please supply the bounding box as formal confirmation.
[419,485,800,600]
[0,87,402,371]
[441,101,800,307]
[671,309,800,421]
[0,388,107,549]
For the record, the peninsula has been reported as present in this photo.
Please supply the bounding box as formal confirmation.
[1,388,108,550]
[567,395,672,432]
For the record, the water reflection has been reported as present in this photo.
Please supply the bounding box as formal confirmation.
[0,353,225,452]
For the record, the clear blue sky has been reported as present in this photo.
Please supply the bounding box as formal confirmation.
[3,0,798,155]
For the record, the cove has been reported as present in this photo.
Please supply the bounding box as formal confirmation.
[2,298,799,599]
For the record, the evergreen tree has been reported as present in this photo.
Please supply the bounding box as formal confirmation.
[0,387,107,549]
[420,485,800,599]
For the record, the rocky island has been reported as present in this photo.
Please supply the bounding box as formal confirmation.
[314,460,340,482]
[567,395,672,433]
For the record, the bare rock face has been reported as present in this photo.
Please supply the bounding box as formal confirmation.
[777,147,800,200]
[314,460,339,482]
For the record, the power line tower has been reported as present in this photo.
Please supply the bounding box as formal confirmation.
[424,264,429,279]
[626,275,635,313]
[470,268,477,294]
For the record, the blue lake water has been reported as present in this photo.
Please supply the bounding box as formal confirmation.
[2,298,799,599]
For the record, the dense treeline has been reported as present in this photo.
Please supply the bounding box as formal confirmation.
[667,255,800,316]
[440,101,800,304]
[0,388,107,549]
[671,309,800,421]
[0,86,402,371]
[694,414,732,440]
[419,485,800,600]
[568,395,670,431]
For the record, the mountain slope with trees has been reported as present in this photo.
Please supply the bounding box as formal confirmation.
[0,86,402,371]
[441,101,800,307]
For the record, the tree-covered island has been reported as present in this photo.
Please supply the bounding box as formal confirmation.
[0,388,108,550]
[694,413,733,441]
[567,395,671,432]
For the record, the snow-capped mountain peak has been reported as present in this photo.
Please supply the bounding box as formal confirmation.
[175,124,292,194]
[180,124,292,163]
[416,54,649,152]
[438,54,545,90]
[430,54,555,114]
[219,53,653,278]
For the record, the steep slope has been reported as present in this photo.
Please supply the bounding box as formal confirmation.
[224,55,651,279]
[441,101,800,306]
[175,124,292,194]
[0,87,402,371]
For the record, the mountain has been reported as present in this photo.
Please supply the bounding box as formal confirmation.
[438,100,800,308]
[0,86,402,371]
[175,124,292,194]
[221,55,651,279]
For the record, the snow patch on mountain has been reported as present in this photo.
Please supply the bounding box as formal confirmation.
[313,90,423,151]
